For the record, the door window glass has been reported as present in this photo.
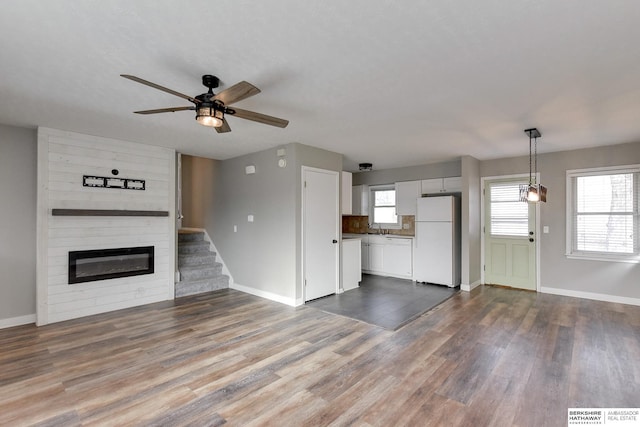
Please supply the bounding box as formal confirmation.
[490,183,528,237]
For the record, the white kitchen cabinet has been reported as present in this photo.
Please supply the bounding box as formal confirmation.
[420,178,443,194]
[368,241,385,272]
[341,238,361,291]
[420,176,462,194]
[443,176,462,192]
[395,180,421,215]
[351,184,369,215]
[382,237,413,277]
[361,235,413,278]
[341,171,353,215]
[361,236,370,271]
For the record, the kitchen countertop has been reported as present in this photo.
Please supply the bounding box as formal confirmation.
[343,233,414,239]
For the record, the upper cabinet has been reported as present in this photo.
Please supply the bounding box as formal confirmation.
[352,184,369,215]
[444,176,462,192]
[341,171,352,215]
[395,180,421,215]
[420,176,462,194]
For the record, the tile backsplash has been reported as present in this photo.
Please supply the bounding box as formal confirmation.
[342,215,415,236]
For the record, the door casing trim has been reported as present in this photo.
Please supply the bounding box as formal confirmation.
[480,173,541,292]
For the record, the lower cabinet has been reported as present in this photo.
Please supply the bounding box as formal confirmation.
[368,242,385,273]
[360,235,413,278]
[341,239,361,291]
[361,241,370,271]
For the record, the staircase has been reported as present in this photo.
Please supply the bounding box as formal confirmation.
[176,230,229,298]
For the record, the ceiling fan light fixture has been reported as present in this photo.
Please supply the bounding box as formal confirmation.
[196,104,224,128]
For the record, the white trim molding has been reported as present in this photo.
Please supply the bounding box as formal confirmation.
[231,282,297,307]
[541,286,640,307]
[0,314,36,329]
[461,280,482,292]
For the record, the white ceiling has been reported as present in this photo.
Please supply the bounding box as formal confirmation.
[1,1,640,171]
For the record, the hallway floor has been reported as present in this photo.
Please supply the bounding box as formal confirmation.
[306,274,458,330]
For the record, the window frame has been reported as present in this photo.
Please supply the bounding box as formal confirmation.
[566,164,640,263]
[369,184,402,229]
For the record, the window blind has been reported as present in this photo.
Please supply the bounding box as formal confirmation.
[573,173,637,254]
[490,183,529,237]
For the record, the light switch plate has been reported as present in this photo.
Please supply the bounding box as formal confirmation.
[543,226,549,234]
[248,215,254,222]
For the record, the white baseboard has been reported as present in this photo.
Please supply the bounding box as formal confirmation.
[541,286,640,307]
[231,283,296,307]
[461,280,482,292]
[0,314,36,329]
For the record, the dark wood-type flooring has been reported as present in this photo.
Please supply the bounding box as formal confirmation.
[1,286,639,426]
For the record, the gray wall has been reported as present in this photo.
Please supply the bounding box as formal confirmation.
[202,143,342,301]
[181,155,219,230]
[461,155,481,286]
[352,159,461,186]
[480,140,640,299]
[211,143,297,300]
[0,124,37,322]
[185,143,342,303]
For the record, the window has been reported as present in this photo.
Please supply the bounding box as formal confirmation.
[370,185,400,227]
[489,182,529,237]
[567,165,639,262]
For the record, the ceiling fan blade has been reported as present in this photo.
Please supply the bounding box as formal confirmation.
[215,118,231,133]
[228,107,289,128]
[213,81,261,105]
[133,106,195,115]
[121,74,198,103]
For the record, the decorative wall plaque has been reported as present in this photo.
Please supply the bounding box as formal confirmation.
[83,175,145,190]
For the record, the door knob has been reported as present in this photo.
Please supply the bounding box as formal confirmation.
[529,238,534,242]
[332,239,338,244]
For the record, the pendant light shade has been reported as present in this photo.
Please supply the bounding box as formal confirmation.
[519,128,547,203]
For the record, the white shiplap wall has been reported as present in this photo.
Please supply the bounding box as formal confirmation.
[37,128,175,325]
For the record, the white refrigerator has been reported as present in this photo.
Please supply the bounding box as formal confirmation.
[413,195,461,287]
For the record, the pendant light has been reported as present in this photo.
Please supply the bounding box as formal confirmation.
[519,128,547,203]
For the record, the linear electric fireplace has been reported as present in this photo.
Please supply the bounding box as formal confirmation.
[68,246,154,284]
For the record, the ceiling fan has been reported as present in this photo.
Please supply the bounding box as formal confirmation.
[120,74,289,133]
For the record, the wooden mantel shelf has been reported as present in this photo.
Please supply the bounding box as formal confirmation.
[51,209,169,217]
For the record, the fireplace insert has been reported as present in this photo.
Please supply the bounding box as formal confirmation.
[68,246,154,284]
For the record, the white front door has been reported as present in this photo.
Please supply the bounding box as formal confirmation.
[484,178,537,290]
[303,167,340,301]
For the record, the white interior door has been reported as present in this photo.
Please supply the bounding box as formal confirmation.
[484,178,537,290]
[303,167,339,301]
